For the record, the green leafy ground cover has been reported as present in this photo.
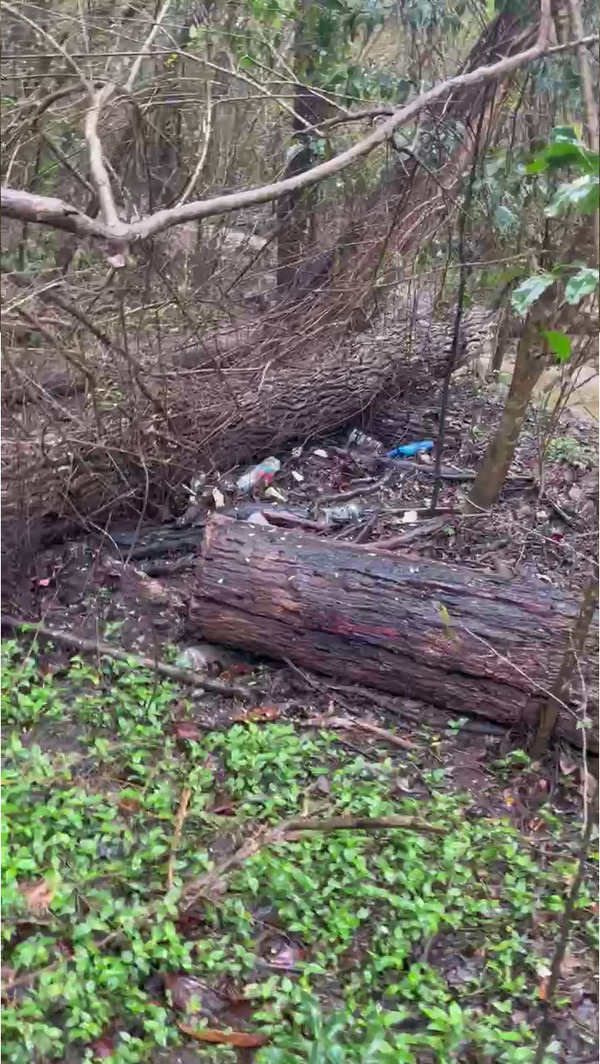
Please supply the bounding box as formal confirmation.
[2,640,597,1063]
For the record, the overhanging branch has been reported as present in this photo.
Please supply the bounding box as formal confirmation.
[3,0,577,254]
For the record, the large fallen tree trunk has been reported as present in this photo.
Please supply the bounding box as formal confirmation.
[189,516,598,749]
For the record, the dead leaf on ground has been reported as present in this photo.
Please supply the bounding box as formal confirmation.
[171,720,202,741]
[164,973,226,1016]
[209,800,237,816]
[233,705,280,723]
[177,1023,268,1047]
[266,943,307,969]
[19,880,54,913]
[89,1034,116,1058]
[222,662,254,677]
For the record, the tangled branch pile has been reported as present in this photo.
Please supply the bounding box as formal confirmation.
[1,0,585,558]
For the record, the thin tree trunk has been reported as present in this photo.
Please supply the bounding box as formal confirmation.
[466,316,546,512]
[567,0,599,265]
[276,1,320,290]
[531,565,599,758]
[567,0,599,153]
[487,299,514,379]
[532,788,599,1064]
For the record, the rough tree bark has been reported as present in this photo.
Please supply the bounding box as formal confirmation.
[466,314,547,512]
[189,516,598,748]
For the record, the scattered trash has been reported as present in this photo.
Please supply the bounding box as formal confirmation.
[402,510,419,524]
[323,502,365,525]
[176,644,233,673]
[387,439,435,458]
[291,446,303,459]
[291,470,304,483]
[313,448,329,458]
[236,457,281,494]
[185,474,207,502]
[347,429,382,453]
[264,485,286,502]
[212,487,226,509]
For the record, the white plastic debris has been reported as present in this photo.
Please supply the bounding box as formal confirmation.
[323,502,364,525]
[236,457,281,494]
[176,644,229,672]
[402,510,419,524]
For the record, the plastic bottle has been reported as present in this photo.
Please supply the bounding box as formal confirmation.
[236,457,281,494]
[347,428,383,453]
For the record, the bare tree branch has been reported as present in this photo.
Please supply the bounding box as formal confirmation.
[1,0,566,254]
[124,0,173,94]
[84,84,122,230]
[178,79,213,206]
[3,2,90,87]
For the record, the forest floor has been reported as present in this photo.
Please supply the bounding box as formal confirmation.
[2,372,598,1064]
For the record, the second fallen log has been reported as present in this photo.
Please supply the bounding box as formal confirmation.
[189,516,598,747]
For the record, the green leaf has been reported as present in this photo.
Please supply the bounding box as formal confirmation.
[511,273,555,318]
[526,126,598,175]
[526,141,584,174]
[546,173,600,216]
[551,125,580,143]
[541,330,571,362]
[564,267,600,305]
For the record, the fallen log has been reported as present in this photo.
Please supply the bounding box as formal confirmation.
[189,516,598,749]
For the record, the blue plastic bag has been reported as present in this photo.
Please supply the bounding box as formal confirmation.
[386,439,435,459]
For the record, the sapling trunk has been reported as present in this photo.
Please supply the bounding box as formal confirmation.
[467,317,545,513]
[531,566,599,758]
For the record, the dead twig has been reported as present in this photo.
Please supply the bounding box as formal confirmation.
[180,812,444,910]
[125,0,173,93]
[320,473,392,505]
[374,516,446,550]
[306,714,415,750]
[381,458,477,480]
[0,616,251,699]
[178,79,213,206]
[167,787,192,890]
[354,507,381,544]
